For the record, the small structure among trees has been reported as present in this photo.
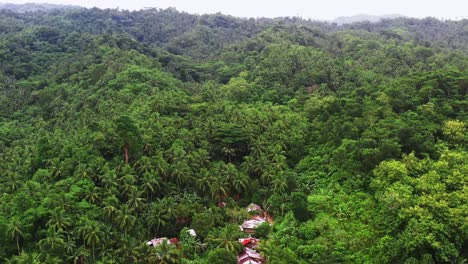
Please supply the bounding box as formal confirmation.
[146,237,179,247]
[240,203,269,233]
[240,218,267,234]
[246,203,264,216]
[239,237,260,249]
[237,247,263,264]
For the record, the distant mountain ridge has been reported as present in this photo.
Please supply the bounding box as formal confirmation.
[331,14,405,25]
[0,2,80,12]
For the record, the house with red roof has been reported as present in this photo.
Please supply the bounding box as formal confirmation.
[239,237,260,249]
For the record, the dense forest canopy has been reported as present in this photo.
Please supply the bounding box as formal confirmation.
[0,4,467,264]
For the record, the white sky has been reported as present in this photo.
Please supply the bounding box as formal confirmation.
[2,0,468,20]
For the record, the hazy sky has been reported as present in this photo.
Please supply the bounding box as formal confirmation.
[3,0,468,20]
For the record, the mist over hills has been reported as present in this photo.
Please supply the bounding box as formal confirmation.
[0,2,442,25]
[0,2,80,12]
[331,14,405,25]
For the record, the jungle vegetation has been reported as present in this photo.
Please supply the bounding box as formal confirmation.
[0,5,467,264]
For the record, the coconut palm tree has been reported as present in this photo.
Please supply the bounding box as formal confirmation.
[116,205,137,236]
[85,187,102,204]
[6,173,20,192]
[5,252,42,264]
[206,225,243,254]
[140,171,160,200]
[68,245,89,264]
[126,189,146,214]
[209,177,228,201]
[115,235,140,263]
[154,153,170,178]
[271,174,288,194]
[78,220,104,262]
[102,195,119,221]
[102,170,119,190]
[170,161,192,187]
[7,216,24,254]
[146,202,169,234]
[134,156,153,175]
[38,227,65,252]
[47,208,72,232]
[195,168,212,194]
[63,235,76,256]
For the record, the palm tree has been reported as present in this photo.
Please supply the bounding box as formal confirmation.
[68,245,89,264]
[63,235,76,256]
[6,173,20,192]
[102,195,119,221]
[271,174,288,194]
[119,166,138,198]
[102,170,119,190]
[241,155,257,175]
[53,193,71,211]
[190,148,210,170]
[126,189,146,214]
[195,168,213,194]
[154,153,169,178]
[257,239,283,263]
[75,163,91,181]
[269,145,287,169]
[99,252,120,264]
[221,146,236,162]
[223,163,247,194]
[243,155,267,178]
[85,187,101,204]
[103,186,120,199]
[47,208,72,232]
[7,216,24,254]
[160,197,178,221]
[79,220,103,262]
[24,180,41,199]
[47,158,63,179]
[250,140,267,158]
[115,235,140,263]
[146,203,169,234]
[89,156,107,177]
[170,161,192,187]
[261,169,275,185]
[38,227,65,252]
[209,177,228,201]
[116,205,137,236]
[167,140,186,163]
[134,156,153,175]
[119,165,137,181]
[206,225,243,254]
[5,252,42,264]
[231,174,248,194]
[140,172,160,200]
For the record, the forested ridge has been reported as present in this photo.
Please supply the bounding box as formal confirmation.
[0,5,467,264]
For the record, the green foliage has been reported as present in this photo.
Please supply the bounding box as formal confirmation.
[371,151,468,263]
[206,225,244,254]
[206,248,237,264]
[0,5,466,263]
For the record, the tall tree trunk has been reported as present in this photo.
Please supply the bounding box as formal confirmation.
[125,147,129,164]
[16,235,20,254]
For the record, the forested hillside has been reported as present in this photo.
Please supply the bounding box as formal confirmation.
[0,5,467,264]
